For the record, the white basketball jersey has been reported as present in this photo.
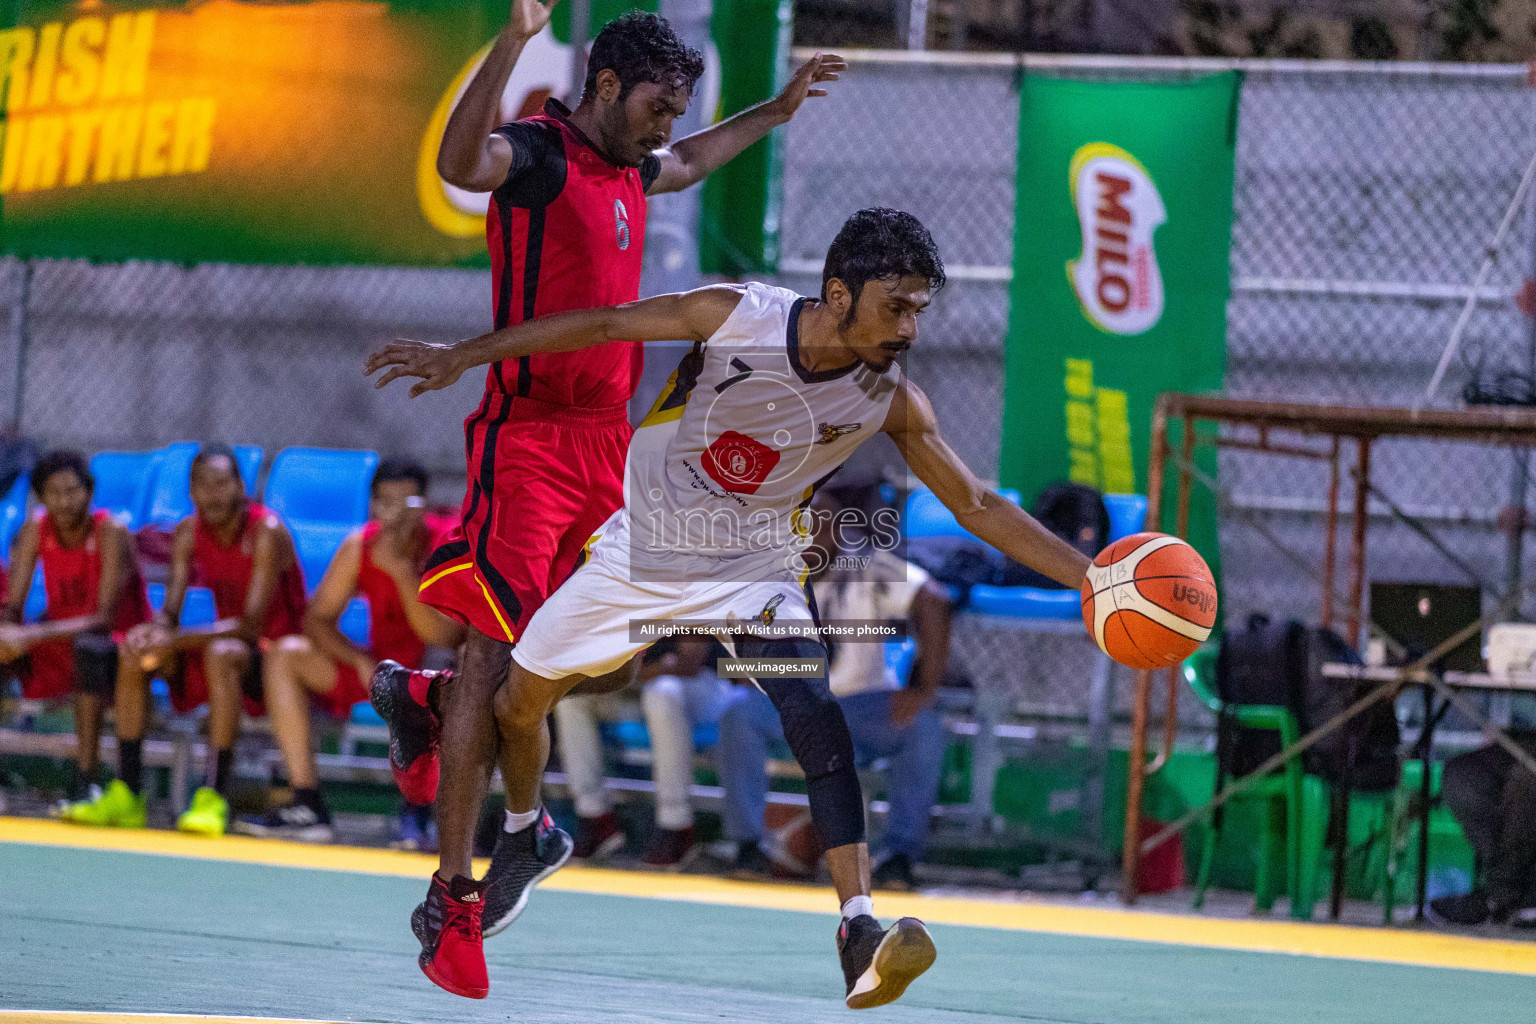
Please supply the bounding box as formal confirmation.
[621,282,901,582]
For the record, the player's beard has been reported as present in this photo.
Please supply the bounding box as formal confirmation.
[597,102,646,168]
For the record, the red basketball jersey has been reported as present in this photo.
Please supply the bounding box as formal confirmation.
[190,502,306,641]
[37,509,149,632]
[484,100,656,408]
[355,515,455,669]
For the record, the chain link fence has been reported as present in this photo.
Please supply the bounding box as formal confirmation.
[6,51,1536,729]
[756,52,1536,728]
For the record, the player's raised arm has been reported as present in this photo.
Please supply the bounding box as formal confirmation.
[366,285,743,398]
[646,53,844,195]
[885,379,1090,589]
[436,0,561,191]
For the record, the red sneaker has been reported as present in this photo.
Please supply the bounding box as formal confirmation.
[411,874,488,999]
[371,661,444,805]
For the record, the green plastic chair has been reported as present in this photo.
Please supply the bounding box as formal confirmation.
[1377,758,1442,924]
[1185,644,1329,920]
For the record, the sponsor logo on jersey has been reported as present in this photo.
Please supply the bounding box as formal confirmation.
[815,422,862,445]
[702,431,780,495]
[1066,142,1166,336]
[615,198,631,251]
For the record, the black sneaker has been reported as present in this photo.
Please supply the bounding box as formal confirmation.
[480,809,573,938]
[232,800,335,843]
[729,840,774,881]
[872,853,917,892]
[838,914,936,1009]
[1429,890,1492,926]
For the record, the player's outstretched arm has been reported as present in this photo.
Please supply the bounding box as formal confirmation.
[885,380,1091,590]
[366,285,743,397]
[437,0,560,191]
[646,53,844,195]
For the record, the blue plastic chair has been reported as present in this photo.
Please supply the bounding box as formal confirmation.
[884,635,918,685]
[350,701,386,726]
[146,582,218,627]
[264,447,378,526]
[289,520,357,597]
[338,596,371,649]
[142,443,263,526]
[948,492,1151,620]
[22,564,45,623]
[265,448,377,597]
[904,488,1022,540]
[1103,493,1150,542]
[0,472,28,565]
[90,451,158,529]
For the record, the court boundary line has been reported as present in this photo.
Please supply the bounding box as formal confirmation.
[6,815,1536,978]
[0,1012,343,1023]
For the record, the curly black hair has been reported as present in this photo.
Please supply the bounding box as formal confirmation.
[373,458,428,497]
[583,11,704,102]
[821,208,947,307]
[31,449,91,499]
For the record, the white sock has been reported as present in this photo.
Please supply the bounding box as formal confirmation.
[841,895,874,921]
[505,807,541,833]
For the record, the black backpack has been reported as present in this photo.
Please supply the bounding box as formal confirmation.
[992,483,1112,590]
[1215,614,1399,792]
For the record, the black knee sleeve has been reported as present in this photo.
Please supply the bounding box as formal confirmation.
[72,630,119,698]
[739,636,866,850]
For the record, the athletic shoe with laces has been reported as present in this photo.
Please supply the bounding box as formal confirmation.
[571,812,625,861]
[232,800,334,843]
[871,853,917,891]
[370,660,443,805]
[837,914,937,1009]
[480,808,573,937]
[177,787,229,836]
[412,874,489,999]
[642,825,698,871]
[58,779,145,828]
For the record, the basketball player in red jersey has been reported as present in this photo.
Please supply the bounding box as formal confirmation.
[0,450,149,806]
[365,3,842,998]
[233,460,464,843]
[66,445,308,838]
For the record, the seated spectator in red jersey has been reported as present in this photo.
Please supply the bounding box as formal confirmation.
[0,450,150,803]
[62,444,306,837]
[234,460,462,843]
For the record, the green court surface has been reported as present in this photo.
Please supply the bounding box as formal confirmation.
[3,839,1535,1024]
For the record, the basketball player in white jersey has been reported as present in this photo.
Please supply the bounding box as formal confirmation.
[368,208,1092,1008]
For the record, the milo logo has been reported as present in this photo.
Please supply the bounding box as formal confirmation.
[1172,582,1214,615]
[1066,142,1166,336]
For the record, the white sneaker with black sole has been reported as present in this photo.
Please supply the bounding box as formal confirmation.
[838,914,937,1009]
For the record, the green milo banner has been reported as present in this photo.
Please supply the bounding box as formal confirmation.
[1000,72,1237,563]
[0,0,787,267]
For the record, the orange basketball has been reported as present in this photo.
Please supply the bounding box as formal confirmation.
[1080,532,1217,670]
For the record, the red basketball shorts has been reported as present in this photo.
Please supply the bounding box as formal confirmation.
[419,394,631,644]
